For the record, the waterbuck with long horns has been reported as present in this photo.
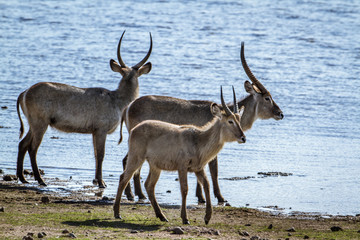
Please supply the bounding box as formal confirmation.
[120,42,283,202]
[16,31,152,188]
[114,87,246,225]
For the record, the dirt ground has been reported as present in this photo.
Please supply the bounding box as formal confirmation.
[1,179,360,240]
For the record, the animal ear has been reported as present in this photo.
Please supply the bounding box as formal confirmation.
[138,62,152,76]
[238,106,245,118]
[210,103,222,118]
[110,59,126,74]
[244,81,260,95]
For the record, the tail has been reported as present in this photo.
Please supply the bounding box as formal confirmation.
[17,92,25,139]
[118,107,128,144]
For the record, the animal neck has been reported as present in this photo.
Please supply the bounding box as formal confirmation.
[237,95,258,132]
[196,119,225,166]
[114,73,139,108]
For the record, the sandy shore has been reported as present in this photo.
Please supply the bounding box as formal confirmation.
[1,177,360,239]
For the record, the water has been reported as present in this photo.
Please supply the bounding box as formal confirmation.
[1,0,360,216]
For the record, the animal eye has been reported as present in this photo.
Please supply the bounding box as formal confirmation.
[265,97,271,102]
[228,120,234,124]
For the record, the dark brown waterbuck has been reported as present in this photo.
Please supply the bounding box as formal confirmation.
[120,42,283,203]
[16,31,153,188]
[114,87,246,225]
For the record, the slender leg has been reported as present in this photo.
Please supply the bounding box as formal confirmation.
[195,180,205,203]
[145,166,167,222]
[134,170,146,200]
[178,169,189,224]
[123,153,135,200]
[113,154,144,219]
[17,131,33,183]
[208,156,226,203]
[92,132,107,188]
[27,125,47,186]
[195,169,212,224]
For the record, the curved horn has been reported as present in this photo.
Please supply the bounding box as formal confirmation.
[132,32,153,69]
[232,86,238,114]
[117,31,127,67]
[221,86,232,116]
[240,42,268,94]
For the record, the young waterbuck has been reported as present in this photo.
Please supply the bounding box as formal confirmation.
[113,87,246,224]
[16,31,152,188]
[120,42,283,202]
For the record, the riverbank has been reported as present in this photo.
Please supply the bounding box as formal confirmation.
[1,180,360,240]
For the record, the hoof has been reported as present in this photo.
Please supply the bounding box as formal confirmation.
[159,216,169,222]
[99,181,107,188]
[126,195,135,201]
[114,214,122,219]
[198,199,206,204]
[217,198,227,204]
[138,195,147,201]
[39,181,47,186]
[19,178,29,184]
[205,219,209,225]
[183,220,190,225]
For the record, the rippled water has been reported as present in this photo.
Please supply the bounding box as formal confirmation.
[1,0,360,216]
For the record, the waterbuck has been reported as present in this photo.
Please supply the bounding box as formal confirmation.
[16,31,152,188]
[114,87,246,224]
[120,42,283,202]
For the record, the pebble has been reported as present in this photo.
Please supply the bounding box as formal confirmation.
[22,236,33,240]
[286,227,296,232]
[268,224,273,229]
[62,229,70,234]
[0,207,4,212]
[130,230,138,233]
[330,226,343,232]
[250,236,260,240]
[37,232,46,238]
[41,196,50,204]
[166,190,171,193]
[239,231,250,236]
[3,175,17,181]
[69,233,77,238]
[172,226,184,234]
[304,235,310,239]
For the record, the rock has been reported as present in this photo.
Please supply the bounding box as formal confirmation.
[1,106,8,109]
[250,236,260,240]
[0,207,4,212]
[41,196,50,203]
[62,229,70,234]
[213,229,220,235]
[23,169,31,175]
[166,190,171,193]
[0,169,3,174]
[357,230,360,233]
[330,226,343,232]
[268,224,273,229]
[37,232,46,238]
[102,196,109,201]
[22,236,33,240]
[69,233,77,238]
[286,227,296,232]
[3,174,17,181]
[304,235,310,239]
[239,231,250,236]
[245,223,251,226]
[130,230,138,233]
[172,227,184,234]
